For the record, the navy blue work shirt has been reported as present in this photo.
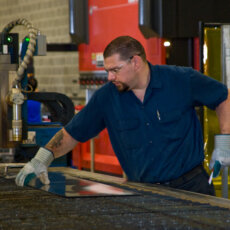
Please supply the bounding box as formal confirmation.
[65,63,228,183]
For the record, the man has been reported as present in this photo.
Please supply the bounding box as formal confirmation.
[16,36,230,196]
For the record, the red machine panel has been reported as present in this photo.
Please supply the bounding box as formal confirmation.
[79,0,166,71]
[72,129,123,175]
[73,0,166,175]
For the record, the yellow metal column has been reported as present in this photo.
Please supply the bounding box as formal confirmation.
[202,26,229,197]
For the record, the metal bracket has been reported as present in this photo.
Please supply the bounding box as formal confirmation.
[0,163,25,179]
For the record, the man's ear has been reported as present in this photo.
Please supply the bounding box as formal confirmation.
[132,55,142,70]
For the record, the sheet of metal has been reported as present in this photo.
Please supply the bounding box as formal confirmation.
[27,171,136,197]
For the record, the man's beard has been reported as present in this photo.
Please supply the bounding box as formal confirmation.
[112,81,129,92]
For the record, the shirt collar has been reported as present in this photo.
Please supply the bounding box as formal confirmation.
[148,62,162,89]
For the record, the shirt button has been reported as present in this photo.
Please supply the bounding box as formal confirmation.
[146,122,150,126]
[149,140,152,144]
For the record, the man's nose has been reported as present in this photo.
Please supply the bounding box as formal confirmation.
[107,71,116,81]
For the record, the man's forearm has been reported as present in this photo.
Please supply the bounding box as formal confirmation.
[216,89,230,134]
[45,128,78,158]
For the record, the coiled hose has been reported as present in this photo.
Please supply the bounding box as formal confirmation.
[2,18,38,88]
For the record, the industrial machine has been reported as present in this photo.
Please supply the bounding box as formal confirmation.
[0,19,75,166]
[2,3,230,229]
[2,166,230,229]
[199,22,230,198]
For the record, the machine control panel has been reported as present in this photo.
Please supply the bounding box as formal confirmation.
[79,71,108,89]
[0,33,19,64]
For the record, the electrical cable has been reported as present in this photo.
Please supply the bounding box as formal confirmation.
[2,18,38,88]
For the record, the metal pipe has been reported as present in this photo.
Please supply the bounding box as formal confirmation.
[90,138,95,172]
[222,167,229,198]
[221,25,230,198]
[10,87,24,142]
[12,103,22,141]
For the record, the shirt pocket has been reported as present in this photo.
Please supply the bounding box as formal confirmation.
[157,108,184,140]
[116,118,142,150]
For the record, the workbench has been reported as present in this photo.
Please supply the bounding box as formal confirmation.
[1,167,230,230]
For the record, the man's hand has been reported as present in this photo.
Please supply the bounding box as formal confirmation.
[209,134,230,177]
[15,147,54,186]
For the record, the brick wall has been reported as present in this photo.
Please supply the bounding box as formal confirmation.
[0,0,85,105]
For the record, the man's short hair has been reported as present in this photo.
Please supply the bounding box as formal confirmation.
[103,36,146,62]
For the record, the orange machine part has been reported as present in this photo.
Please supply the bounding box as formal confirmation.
[193,37,200,71]
[72,0,166,176]
[72,129,123,175]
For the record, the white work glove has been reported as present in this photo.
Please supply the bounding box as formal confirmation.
[15,147,54,187]
[209,134,230,178]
